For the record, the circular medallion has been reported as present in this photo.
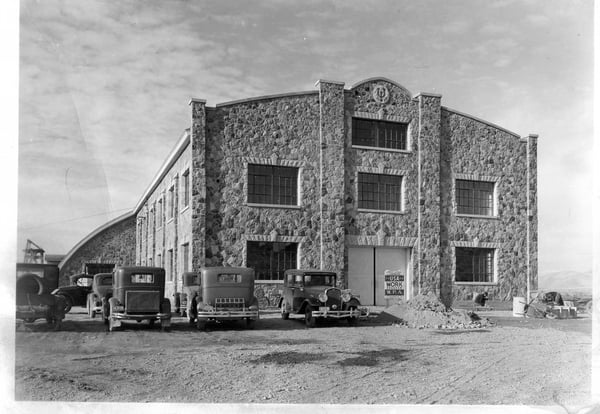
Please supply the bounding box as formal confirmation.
[372,85,390,104]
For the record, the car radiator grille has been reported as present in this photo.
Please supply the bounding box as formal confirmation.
[215,297,245,310]
[325,288,343,308]
[126,290,160,313]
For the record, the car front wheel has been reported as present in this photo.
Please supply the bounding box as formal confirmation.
[281,301,290,320]
[305,306,316,328]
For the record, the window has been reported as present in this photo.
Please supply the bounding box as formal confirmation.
[456,180,494,216]
[131,273,154,284]
[455,248,494,283]
[247,241,298,281]
[156,253,162,268]
[358,173,402,211]
[217,274,242,283]
[352,118,408,150]
[167,249,174,281]
[168,186,175,219]
[156,199,163,227]
[148,258,153,266]
[248,164,298,206]
[181,243,189,273]
[182,169,190,208]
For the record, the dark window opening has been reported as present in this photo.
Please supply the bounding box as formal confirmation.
[248,164,298,206]
[358,173,402,211]
[456,180,494,216]
[455,247,494,283]
[352,118,408,150]
[247,241,298,281]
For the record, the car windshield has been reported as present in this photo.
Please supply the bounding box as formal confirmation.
[131,273,154,283]
[304,274,335,286]
[217,274,242,283]
[76,278,92,287]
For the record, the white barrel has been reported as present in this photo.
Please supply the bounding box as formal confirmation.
[512,296,526,317]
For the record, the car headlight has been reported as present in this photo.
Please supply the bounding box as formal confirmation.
[197,303,214,312]
[341,292,351,302]
[318,292,328,302]
[248,305,258,311]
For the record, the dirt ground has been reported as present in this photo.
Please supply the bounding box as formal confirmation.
[10,305,593,410]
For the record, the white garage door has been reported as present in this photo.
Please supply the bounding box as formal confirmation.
[348,247,410,306]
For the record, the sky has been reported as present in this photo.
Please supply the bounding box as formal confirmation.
[14,0,595,276]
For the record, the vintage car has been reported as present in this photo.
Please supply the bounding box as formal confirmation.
[52,273,94,313]
[105,266,171,331]
[194,267,259,330]
[86,273,113,318]
[16,272,66,330]
[280,269,369,327]
[181,272,201,323]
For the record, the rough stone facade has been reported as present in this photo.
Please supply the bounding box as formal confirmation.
[59,214,136,285]
[62,76,537,307]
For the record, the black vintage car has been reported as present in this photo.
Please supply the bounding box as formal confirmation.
[194,267,259,330]
[16,264,66,330]
[86,273,112,318]
[52,273,94,313]
[279,269,369,327]
[105,266,171,331]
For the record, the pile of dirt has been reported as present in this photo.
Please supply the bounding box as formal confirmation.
[377,292,492,329]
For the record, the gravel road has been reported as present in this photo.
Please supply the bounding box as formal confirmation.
[12,307,593,408]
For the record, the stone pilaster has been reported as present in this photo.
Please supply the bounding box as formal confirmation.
[527,134,538,300]
[415,93,444,303]
[190,98,207,271]
[315,80,346,281]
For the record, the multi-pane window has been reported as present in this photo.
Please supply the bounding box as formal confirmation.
[456,180,495,216]
[247,241,298,281]
[358,173,403,211]
[182,169,190,208]
[167,249,174,281]
[156,199,163,227]
[455,248,494,283]
[168,186,175,219]
[248,164,298,206]
[181,243,189,273]
[352,118,408,150]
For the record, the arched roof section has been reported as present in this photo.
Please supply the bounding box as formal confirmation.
[58,211,135,269]
[350,77,412,97]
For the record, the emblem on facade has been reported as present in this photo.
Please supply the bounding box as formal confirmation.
[372,85,390,104]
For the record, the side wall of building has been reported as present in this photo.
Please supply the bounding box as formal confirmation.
[136,141,193,304]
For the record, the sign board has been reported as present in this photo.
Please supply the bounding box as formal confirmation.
[383,270,404,299]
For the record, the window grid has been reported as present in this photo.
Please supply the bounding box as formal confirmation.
[168,186,175,219]
[358,173,402,211]
[352,118,408,150]
[248,164,298,206]
[167,249,174,281]
[182,170,190,208]
[181,243,189,273]
[247,241,298,281]
[456,180,494,216]
[455,248,494,283]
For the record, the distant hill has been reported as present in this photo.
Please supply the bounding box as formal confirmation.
[538,270,592,290]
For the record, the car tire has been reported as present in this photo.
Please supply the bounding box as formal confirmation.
[91,310,96,318]
[347,306,358,326]
[108,317,118,332]
[281,301,290,320]
[149,319,155,327]
[197,319,207,331]
[60,295,72,313]
[305,306,316,328]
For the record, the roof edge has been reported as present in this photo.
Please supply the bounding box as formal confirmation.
[133,129,191,213]
[58,211,136,269]
[441,106,520,138]
[216,90,317,107]
[350,77,412,96]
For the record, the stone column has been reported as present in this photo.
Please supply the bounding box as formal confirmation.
[190,98,207,271]
[315,80,346,281]
[415,93,444,303]
[527,134,538,301]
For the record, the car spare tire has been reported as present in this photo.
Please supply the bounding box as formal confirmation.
[16,274,44,296]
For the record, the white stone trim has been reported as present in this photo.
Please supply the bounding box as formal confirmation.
[346,235,417,247]
[353,111,411,124]
[216,90,317,108]
[451,240,504,249]
[453,175,500,217]
[242,157,306,168]
[350,77,412,97]
[454,173,501,182]
[242,159,304,207]
[354,170,406,214]
[245,234,306,243]
[357,166,409,176]
[442,106,520,138]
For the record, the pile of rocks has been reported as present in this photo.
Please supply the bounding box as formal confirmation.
[377,292,492,329]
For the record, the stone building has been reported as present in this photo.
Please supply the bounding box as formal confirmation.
[62,77,538,307]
